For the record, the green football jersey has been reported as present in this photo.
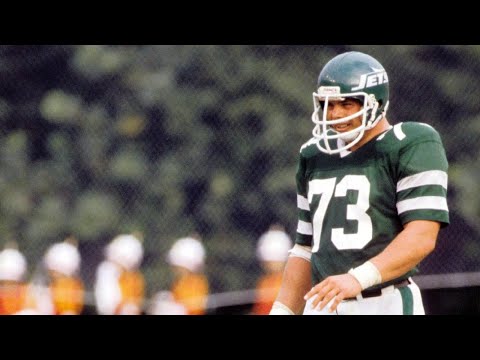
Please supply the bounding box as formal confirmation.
[295,122,449,287]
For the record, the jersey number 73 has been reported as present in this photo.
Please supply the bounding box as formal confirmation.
[308,175,372,252]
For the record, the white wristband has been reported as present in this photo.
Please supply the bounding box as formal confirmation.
[269,301,295,315]
[288,244,312,262]
[348,261,382,290]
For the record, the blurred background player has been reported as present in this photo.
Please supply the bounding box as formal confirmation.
[251,224,292,315]
[167,235,209,315]
[0,243,29,315]
[94,233,145,315]
[42,237,84,315]
[22,237,84,315]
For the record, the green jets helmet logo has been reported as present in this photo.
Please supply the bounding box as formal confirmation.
[351,69,389,91]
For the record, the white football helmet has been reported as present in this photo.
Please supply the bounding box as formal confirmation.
[167,237,206,272]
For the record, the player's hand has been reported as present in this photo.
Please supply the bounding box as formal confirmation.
[304,273,362,313]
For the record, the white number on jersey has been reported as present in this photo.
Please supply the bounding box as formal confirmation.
[308,175,373,252]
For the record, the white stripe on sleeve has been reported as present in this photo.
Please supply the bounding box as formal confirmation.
[297,195,310,210]
[397,170,448,192]
[297,220,313,235]
[397,196,449,214]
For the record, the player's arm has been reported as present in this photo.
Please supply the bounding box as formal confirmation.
[270,245,312,315]
[270,246,312,315]
[340,220,439,301]
[371,125,447,282]
[369,219,439,282]
[304,220,440,313]
[270,150,314,315]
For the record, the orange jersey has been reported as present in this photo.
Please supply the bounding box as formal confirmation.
[0,282,28,315]
[171,273,209,315]
[251,272,283,315]
[50,277,84,315]
[116,270,145,314]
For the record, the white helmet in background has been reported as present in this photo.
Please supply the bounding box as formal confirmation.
[167,237,205,272]
[106,234,144,270]
[256,227,292,262]
[44,241,81,277]
[0,248,27,282]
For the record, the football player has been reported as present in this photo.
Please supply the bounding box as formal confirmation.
[270,51,449,315]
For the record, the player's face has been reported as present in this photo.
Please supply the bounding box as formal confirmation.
[326,98,363,135]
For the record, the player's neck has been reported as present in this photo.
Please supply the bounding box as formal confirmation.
[350,117,391,152]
